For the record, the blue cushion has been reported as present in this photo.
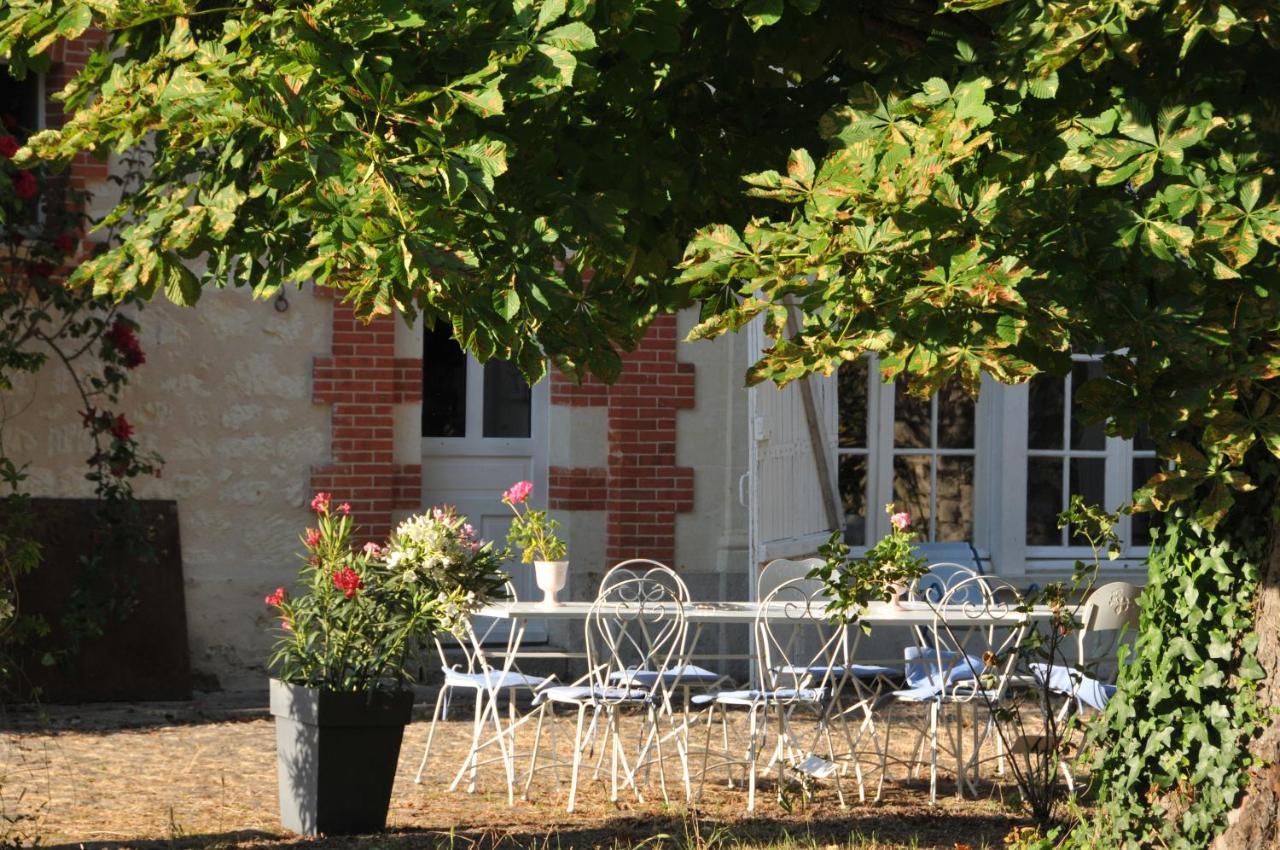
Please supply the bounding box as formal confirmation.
[608,664,722,687]
[443,669,548,690]
[1029,662,1116,712]
[691,687,827,707]
[532,685,653,706]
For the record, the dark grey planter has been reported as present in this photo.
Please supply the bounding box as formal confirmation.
[269,678,414,836]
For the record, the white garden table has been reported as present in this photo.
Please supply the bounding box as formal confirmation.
[458,598,1057,804]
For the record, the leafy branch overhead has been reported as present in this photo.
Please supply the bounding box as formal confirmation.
[678,3,1280,531]
[5,0,1280,529]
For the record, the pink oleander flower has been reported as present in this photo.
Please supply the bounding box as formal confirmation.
[503,480,533,505]
[890,512,912,531]
[304,528,322,547]
[332,566,363,599]
[362,542,383,557]
[264,587,286,607]
[462,523,476,539]
[337,502,351,515]
[310,492,331,513]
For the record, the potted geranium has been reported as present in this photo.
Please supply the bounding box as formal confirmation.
[501,480,567,607]
[264,494,507,835]
[811,504,929,623]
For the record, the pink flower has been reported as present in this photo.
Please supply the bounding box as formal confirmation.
[890,512,912,531]
[432,507,446,521]
[362,542,382,557]
[310,492,331,513]
[281,616,292,631]
[462,523,476,539]
[304,528,321,547]
[264,587,286,607]
[333,566,363,599]
[503,480,533,505]
[337,502,351,515]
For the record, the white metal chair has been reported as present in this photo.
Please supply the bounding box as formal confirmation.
[1033,582,1141,718]
[694,577,874,811]
[523,571,692,812]
[414,582,549,804]
[883,575,1027,804]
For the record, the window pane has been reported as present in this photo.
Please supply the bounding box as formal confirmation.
[1027,458,1064,545]
[0,68,41,132]
[1067,457,1108,545]
[838,455,867,545]
[482,360,532,438]
[937,380,975,449]
[935,457,974,540]
[1131,456,1164,546]
[422,323,467,437]
[1028,376,1064,450]
[894,381,931,448]
[837,362,868,448]
[893,456,932,538]
[1070,361,1106,450]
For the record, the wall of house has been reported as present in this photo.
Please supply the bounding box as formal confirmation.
[4,283,334,690]
[544,310,751,663]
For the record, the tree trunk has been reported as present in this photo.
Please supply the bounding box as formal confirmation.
[1213,518,1280,850]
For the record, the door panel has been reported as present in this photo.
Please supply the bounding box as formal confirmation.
[421,326,547,640]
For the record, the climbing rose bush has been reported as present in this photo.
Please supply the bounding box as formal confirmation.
[265,495,508,693]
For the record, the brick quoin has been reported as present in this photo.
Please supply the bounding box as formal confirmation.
[311,299,422,544]
[38,32,109,255]
[550,314,695,564]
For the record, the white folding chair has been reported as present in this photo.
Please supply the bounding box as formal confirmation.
[414,582,549,804]
[694,577,876,811]
[523,571,692,812]
[883,575,1027,804]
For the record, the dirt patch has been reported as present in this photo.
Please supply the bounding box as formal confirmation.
[0,697,1041,849]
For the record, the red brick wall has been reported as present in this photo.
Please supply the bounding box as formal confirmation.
[310,300,422,544]
[46,33,110,192]
[550,315,696,564]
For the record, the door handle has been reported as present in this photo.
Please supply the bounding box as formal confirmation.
[738,472,750,508]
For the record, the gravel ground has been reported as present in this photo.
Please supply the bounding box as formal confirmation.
[0,694,1043,850]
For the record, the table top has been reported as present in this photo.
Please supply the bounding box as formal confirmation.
[476,599,1056,625]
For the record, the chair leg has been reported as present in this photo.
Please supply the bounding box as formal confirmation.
[522,702,547,801]
[415,685,449,784]
[567,704,589,814]
[928,701,939,806]
[746,704,761,813]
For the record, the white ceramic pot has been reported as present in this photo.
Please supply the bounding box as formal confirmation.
[534,560,569,607]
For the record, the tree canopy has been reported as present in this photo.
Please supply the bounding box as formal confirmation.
[5,2,1280,844]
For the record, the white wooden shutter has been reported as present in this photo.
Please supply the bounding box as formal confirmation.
[746,315,840,574]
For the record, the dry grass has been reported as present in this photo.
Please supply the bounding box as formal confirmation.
[0,696,1044,850]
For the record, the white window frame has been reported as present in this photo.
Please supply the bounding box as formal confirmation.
[833,358,991,554]
[833,357,1152,581]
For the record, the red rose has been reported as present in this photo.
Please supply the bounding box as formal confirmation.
[54,234,76,254]
[12,171,36,200]
[0,136,19,159]
[332,566,363,599]
[105,317,146,369]
[264,587,286,607]
[110,414,133,442]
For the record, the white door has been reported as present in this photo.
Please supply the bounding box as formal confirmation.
[421,325,548,640]
[745,313,841,594]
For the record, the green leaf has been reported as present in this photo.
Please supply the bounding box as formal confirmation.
[163,256,202,306]
[536,0,567,31]
[742,0,784,30]
[455,82,504,117]
[540,22,596,51]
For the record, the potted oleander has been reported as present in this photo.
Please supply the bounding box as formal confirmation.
[263,494,507,836]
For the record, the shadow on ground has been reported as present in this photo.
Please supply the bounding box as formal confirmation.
[47,809,1029,850]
